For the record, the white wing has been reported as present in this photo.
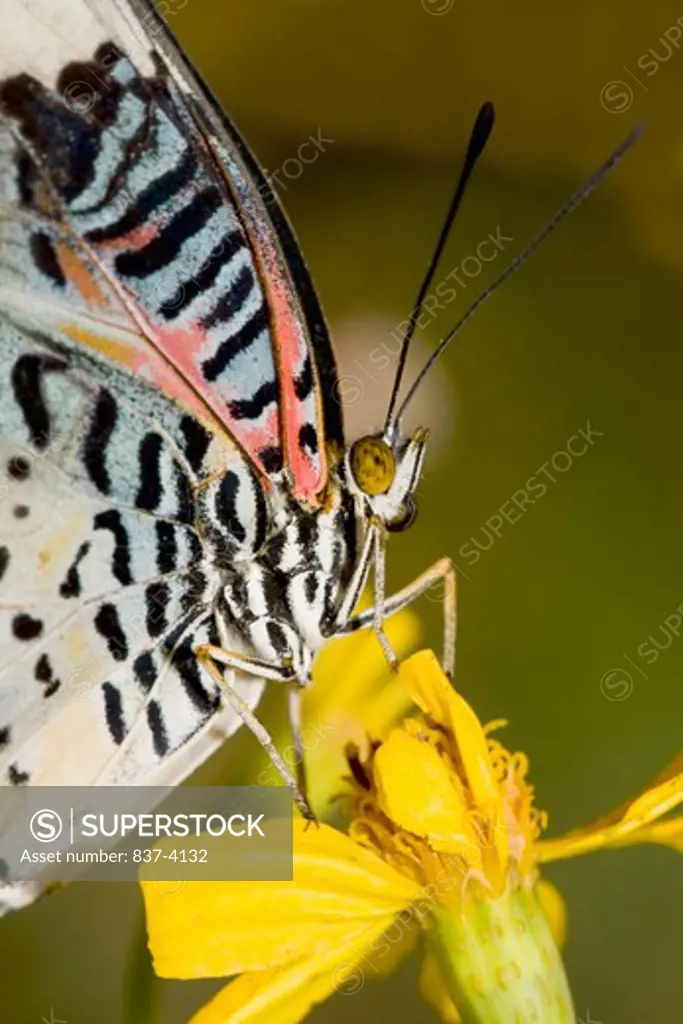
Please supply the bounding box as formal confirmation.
[0,0,274,913]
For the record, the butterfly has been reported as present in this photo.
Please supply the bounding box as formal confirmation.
[0,0,462,912]
[0,0,637,916]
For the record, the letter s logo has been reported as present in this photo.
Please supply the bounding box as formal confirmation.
[30,809,63,843]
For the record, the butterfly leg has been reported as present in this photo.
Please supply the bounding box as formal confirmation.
[336,557,457,677]
[287,686,309,817]
[334,517,378,623]
[194,646,315,821]
[369,527,400,669]
[332,519,398,666]
[196,644,298,683]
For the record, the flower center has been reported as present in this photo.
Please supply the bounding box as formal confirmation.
[345,715,547,912]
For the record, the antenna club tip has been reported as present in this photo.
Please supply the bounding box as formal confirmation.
[469,102,495,154]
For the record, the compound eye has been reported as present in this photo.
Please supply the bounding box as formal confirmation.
[349,436,396,496]
[386,495,417,533]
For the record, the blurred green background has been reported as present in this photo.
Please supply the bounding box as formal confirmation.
[2,0,683,1021]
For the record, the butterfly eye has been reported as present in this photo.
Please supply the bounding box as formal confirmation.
[349,436,396,496]
[386,496,417,533]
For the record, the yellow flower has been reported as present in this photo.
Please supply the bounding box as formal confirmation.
[301,603,419,816]
[141,651,683,1024]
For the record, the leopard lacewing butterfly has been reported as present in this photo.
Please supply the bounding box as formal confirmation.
[0,0,637,911]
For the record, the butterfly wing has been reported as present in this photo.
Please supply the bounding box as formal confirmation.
[2,0,342,504]
[123,0,345,485]
[0,306,270,909]
[0,331,269,916]
[0,0,323,800]
[0,309,265,786]
[0,3,346,914]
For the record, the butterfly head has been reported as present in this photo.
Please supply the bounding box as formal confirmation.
[346,428,429,532]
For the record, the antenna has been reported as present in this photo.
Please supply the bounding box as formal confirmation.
[390,124,642,430]
[383,102,495,432]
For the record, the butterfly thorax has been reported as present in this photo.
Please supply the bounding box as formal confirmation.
[198,462,358,680]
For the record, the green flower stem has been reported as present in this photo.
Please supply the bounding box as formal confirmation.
[426,885,576,1024]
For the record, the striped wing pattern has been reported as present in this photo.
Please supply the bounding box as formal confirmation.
[0,312,269,790]
[0,0,327,797]
[1,0,336,502]
[0,0,341,789]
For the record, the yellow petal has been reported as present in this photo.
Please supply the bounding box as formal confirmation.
[538,760,683,863]
[606,815,683,853]
[191,916,400,1024]
[363,673,415,738]
[308,604,419,713]
[373,729,476,853]
[399,650,507,866]
[142,821,417,978]
[304,674,414,816]
[627,769,683,823]
[418,947,462,1024]
[535,879,567,949]
[400,652,500,808]
[301,610,419,816]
